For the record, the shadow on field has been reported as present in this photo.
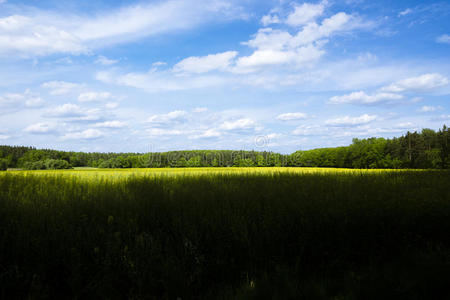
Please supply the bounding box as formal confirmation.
[0,170,449,299]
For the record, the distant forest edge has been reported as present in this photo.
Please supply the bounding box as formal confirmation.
[0,125,448,170]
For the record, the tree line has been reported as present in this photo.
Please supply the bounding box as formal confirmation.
[0,125,448,170]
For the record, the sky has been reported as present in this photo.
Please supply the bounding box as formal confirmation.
[0,0,449,153]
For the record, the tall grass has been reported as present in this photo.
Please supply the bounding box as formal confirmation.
[1,168,449,299]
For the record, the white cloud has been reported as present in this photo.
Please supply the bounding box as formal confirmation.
[325,114,377,126]
[266,133,283,140]
[292,12,359,46]
[286,2,325,27]
[418,105,443,112]
[147,128,185,136]
[235,43,324,71]
[0,134,10,140]
[0,15,87,56]
[243,28,293,51]
[95,55,118,65]
[237,34,325,71]
[235,12,364,72]
[105,102,119,109]
[398,8,413,17]
[62,129,103,140]
[0,0,247,57]
[220,118,256,130]
[292,124,324,136]
[261,14,280,26]
[78,92,111,102]
[190,129,222,139]
[329,91,403,104]
[94,121,127,128]
[0,93,23,107]
[45,103,102,122]
[395,122,415,129]
[381,73,449,93]
[152,61,167,67]
[431,114,450,122]
[437,34,450,44]
[25,97,45,107]
[0,91,44,110]
[97,69,226,93]
[24,122,56,134]
[276,112,307,121]
[173,51,238,73]
[46,103,84,117]
[193,107,208,113]
[94,5,372,91]
[41,81,81,95]
[146,110,188,124]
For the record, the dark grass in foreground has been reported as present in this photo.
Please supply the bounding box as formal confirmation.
[1,170,450,299]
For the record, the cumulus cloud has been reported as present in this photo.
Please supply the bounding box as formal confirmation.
[292,124,324,136]
[418,105,443,112]
[95,55,118,65]
[147,128,185,136]
[41,81,81,95]
[235,43,324,71]
[286,2,325,27]
[62,129,103,140]
[380,73,449,93]
[235,11,364,72]
[105,102,119,109]
[219,118,256,130]
[45,103,102,122]
[24,122,57,134]
[430,114,450,122]
[395,122,415,129]
[0,93,23,108]
[152,61,167,67]
[330,73,450,107]
[146,110,188,124]
[190,129,222,139]
[329,91,403,104]
[94,121,127,128]
[94,3,372,91]
[0,91,45,110]
[261,14,280,26]
[193,107,208,113]
[46,103,85,117]
[78,92,111,102]
[436,34,450,44]
[325,114,377,126]
[25,97,45,107]
[276,112,307,121]
[291,12,358,46]
[173,51,238,73]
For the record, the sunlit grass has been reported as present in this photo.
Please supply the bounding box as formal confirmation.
[3,166,424,181]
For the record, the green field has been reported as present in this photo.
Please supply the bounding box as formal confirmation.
[1,168,450,299]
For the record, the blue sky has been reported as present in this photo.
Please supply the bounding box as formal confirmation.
[0,0,449,153]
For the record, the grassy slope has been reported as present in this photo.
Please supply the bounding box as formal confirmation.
[1,168,449,299]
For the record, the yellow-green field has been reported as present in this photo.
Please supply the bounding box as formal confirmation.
[1,168,449,298]
[3,166,422,179]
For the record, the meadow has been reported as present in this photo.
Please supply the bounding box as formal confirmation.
[1,168,449,299]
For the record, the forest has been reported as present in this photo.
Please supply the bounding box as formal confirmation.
[0,125,448,170]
